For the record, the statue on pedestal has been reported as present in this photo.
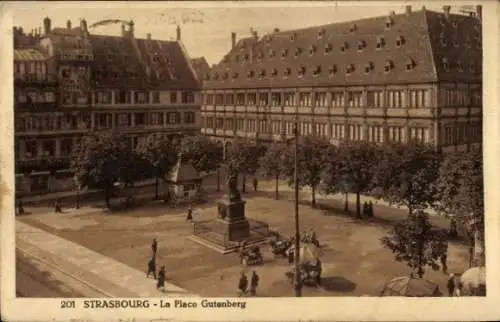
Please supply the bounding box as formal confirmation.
[227,170,241,202]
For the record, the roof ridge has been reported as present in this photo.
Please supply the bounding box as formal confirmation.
[422,9,439,83]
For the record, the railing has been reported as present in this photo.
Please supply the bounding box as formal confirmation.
[14,74,57,83]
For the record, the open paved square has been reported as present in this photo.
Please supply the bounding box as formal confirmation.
[18,189,470,297]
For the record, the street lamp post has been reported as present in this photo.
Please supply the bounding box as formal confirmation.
[292,121,302,297]
[73,176,80,210]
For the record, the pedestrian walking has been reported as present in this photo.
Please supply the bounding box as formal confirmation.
[17,200,25,215]
[186,205,193,222]
[252,177,258,192]
[449,218,458,238]
[238,272,248,296]
[362,202,369,217]
[152,238,158,258]
[146,257,157,279]
[157,265,166,291]
[54,198,62,213]
[447,273,456,297]
[441,246,449,274]
[368,201,374,218]
[287,248,294,264]
[250,270,259,296]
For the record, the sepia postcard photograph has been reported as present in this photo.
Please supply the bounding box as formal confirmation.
[1,1,499,321]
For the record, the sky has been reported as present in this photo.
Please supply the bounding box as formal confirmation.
[9,1,471,65]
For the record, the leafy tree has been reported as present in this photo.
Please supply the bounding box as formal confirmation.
[373,141,442,216]
[70,133,131,208]
[336,141,379,216]
[135,132,178,200]
[282,135,330,208]
[381,211,448,278]
[226,138,263,193]
[259,141,288,199]
[180,134,223,174]
[435,149,484,267]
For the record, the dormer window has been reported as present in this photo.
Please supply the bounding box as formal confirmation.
[258,69,266,78]
[317,28,326,39]
[376,36,385,49]
[346,64,355,75]
[357,40,367,51]
[452,38,459,48]
[452,21,458,28]
[440,37,447,47]
[456,61,463,72]
[324,43,333,54]
[309,45,317,55]
[222,56,229,63]
[442,57,449,71]
[235,55,240,62]
[349,24,358,33]
[281,49,289,58]
[271,68,278,77]
[222,72,229,80]
[396,36,405,47]
[313,65,321,76]
[232,72,239,79]
[405,59,416,71]
[290,33,296,41]
[294,47,302,57]
[364,62,374,73]
[244,53,250,61]
[257,52,264,61]
[284,68,292,76]
[385,18,393,29]
[247,70,255,79]
[328,65,337,76]
[213,73,220,80]
[384,60,394,72]
[298,66,306,77]
[469,62,477,73]
[269,50,276,58]
[340,42,349,52]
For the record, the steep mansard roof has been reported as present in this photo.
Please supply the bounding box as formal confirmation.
[191,57,211,79]
[14,48,48,61]
[204,8,482,90]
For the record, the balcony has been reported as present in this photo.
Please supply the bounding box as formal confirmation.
[366,108,384,117]
[470,107,481,116]
[314,107,329,115]
[283,107,296,114]
[347,107,364,116]
[457,108,469,116]
[235,105,246,113]
[408,108,433,118]
[439,108,456,117]
[15,101,57,111]
[297,107,313,115]
[14,74,57,85]
[386,108,407,118]
[16,127,88,136]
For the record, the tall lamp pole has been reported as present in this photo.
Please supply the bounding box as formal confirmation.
[293,121,302,297]
[73,176,80,210]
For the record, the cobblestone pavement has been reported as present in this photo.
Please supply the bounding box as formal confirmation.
[18,192,470,297]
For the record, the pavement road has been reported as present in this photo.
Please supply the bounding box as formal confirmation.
[16,250,106,298]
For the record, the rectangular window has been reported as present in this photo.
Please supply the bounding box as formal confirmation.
[116,91,131,104]
[60,139,73,156]
[216,118,224,129]
[206,94,214,105]
[331,92,345,108]
[184,112,196,124]
[299,92,312,107]
[152,92,160,103]
[389,126,405,143]
[331,124,345,139]
[387,90,404,108]
[236,93,245,105]
[259,93,269,106]
[348,124,363,141]
[149,112,164,126]
[271,93,282,106]
[170,92,178,104]
[225,94,234,105]
[367,91,383,108]
[118,114,131,127]
[135,91,149,104]
[408,90,428,108]
[284,92,295,106]
[134,113,146,126]
[207,117,214,128]
[347,91,363,108]
[247,93,256,106]
[182,91,195,104]
[215,94,224,105]
[314,92,327,107]
[167,112,180,124]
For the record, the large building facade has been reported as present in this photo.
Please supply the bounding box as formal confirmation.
[14,18,201,195]
[200,6,482,157]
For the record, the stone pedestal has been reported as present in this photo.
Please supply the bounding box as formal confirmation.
[217,199,250,241]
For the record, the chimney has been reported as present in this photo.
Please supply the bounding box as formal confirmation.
[147,33,151,40]
[422,6,426,11]
[476,5,482,20]
[38,27,42,36]
[67,20,72,30]
[121,24,126,37]
[405,5,412,15]
[176,25,181,41]
[231,32,236,48]
[80,19,88,33]
[129,20,134,38]
[389,10,395,17]
[443,6,451,19]
[43,17,51,35]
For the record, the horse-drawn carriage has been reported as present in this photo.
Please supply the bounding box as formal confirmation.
[300,229,320,247]
[239,245,264,266]
[284,244,323,287]
[269,239,292,258]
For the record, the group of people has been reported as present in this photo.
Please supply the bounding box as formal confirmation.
[146,238,167,292]
[300,229,319,247]
[238,270,260,296]
[362,201,374,218]
[16,200,25,215]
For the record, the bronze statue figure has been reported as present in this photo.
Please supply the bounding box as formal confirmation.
[227,170,241,202]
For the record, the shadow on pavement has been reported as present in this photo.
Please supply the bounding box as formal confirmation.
[319,276,357,293]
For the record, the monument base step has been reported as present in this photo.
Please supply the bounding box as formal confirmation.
[186,233,270,255]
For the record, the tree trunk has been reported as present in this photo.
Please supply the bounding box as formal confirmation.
[356,192,361,217]
[408,204,413,217]
[473,228,485,267]
[311,185,316,208]
[216,167,220,192]
[242,174,246,193]
[154,176,159,200]
[344,192,349,212]
[275,173,279,200]
[104,187,111,209]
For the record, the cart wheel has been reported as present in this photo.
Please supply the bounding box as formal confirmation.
[242,258,248,266]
